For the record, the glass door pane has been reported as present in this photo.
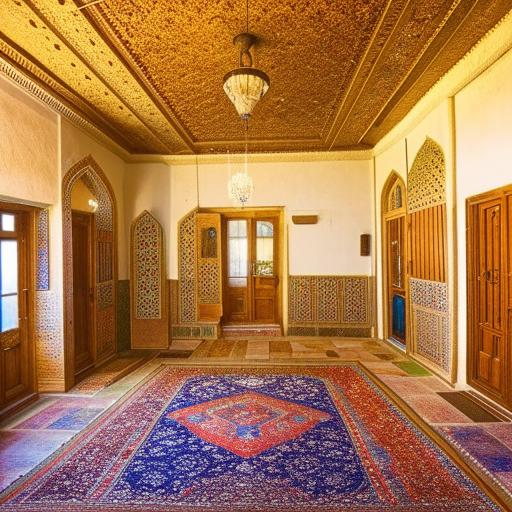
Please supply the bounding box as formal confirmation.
[255,220,274,275]
[227,220,248,286]
[0,239,19,332]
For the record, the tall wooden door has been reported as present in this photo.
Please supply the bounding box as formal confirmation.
[0,206,36,419]
[72,211,94,377]
[468,186,511,406]
[385,216,406,346]
[223,214,279,324]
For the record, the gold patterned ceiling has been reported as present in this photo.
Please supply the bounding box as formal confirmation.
[1,0,511,154]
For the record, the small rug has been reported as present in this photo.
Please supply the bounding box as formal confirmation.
[0,365,499,511]
[438,392,506,423]
[70,357,148,395]
[393,360,432,376]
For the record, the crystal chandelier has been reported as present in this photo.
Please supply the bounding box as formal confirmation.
[227,136,254,207]
[223,1,270,120]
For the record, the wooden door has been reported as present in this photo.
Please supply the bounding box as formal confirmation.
[0,207,36,418]
[252,219,278,323]
[224,218,250,323]
[386,215,406,346]
[468,192,509,403]
[72,211,94,376]
[223,214,279,324]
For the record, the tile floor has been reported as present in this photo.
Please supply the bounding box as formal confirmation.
[1,336,512,506]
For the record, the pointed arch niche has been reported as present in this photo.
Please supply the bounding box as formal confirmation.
[381,171,408,349]
[62,155,117,390]
[130,210,169,349]
[407,137,452,381]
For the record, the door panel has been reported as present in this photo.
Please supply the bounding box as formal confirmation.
[0,208,35,416]
[72,212,94,375]
[224,220,250,323]
[474,199,505,396]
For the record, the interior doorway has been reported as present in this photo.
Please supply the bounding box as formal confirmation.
[467,184,512,408]
[382,173,407,349]
[222,210,281,326]
[0,203,37,420]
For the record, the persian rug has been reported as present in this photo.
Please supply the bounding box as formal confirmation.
[0,365,500,511]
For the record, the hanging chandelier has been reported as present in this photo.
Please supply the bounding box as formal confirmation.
[223,0,270,120]
[227,131,254,207]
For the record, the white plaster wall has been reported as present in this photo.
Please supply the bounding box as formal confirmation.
[0,76,58,205]
[124,162,172,276]
[455,48,512,385]
[168,158,373,279]
[60,119,128,279]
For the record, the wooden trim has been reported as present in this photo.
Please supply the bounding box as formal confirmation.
[292,215,318,225]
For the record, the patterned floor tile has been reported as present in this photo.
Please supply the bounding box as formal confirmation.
[484,424,512,450]
[404,394,473,424]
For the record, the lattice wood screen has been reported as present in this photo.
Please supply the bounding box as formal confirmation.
[130,211,169,349]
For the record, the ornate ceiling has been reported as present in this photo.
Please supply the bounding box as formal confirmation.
[1,0,511,154]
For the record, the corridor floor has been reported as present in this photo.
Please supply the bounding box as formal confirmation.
[1,337,511,508]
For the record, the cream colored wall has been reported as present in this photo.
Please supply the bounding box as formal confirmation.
[0,76,58,205]
[168,158,374,279]
[124,162,172,276]
[60,119,128,279]
[455,48,512,385]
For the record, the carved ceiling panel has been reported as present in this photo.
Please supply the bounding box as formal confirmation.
[1,0,510,154]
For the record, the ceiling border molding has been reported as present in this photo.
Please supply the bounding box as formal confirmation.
[0,57,130,161]
[373,9,512,157]
[126,150,373,166]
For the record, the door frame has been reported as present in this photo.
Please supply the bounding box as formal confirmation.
[62,156,118,391]
[466,183,512,407]
[381,172,409,351]
[203,207,284,328]
[0,201,38,420]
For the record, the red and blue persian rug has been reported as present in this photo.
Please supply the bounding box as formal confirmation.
[0,365,499,511]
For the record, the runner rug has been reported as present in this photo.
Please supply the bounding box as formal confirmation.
[0,365,499,511]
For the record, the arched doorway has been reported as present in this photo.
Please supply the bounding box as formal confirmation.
[381,172,407,349]
[62,156,117,390]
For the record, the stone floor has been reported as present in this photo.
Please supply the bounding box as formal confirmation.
[1,337,512,507]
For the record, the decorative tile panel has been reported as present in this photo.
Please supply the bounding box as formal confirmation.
[36,208,50,291]
[407,137,446,213]
[117,280,130,352]
[409,277,450,375]
[342,277,369,324]
[288,276,373,337]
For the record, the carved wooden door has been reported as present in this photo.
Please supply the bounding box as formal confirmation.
[469,195,507,402]
[72,211,94,376]
[0,207,35,418]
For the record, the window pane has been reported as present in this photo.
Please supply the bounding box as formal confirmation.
[228,220,247,238]
[1,214,15,232]
[228,238,248,277]
[1,294,19,332]
[256,221,273,237]
[1,240,18,294]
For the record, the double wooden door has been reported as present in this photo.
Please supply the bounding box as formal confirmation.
[468,185,512,407]
[0,205,36,419]
[223,213,279,324]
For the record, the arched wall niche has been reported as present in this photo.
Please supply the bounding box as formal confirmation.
[62,155,118,390]
[381,171,408,349]
[406,137,453,382]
